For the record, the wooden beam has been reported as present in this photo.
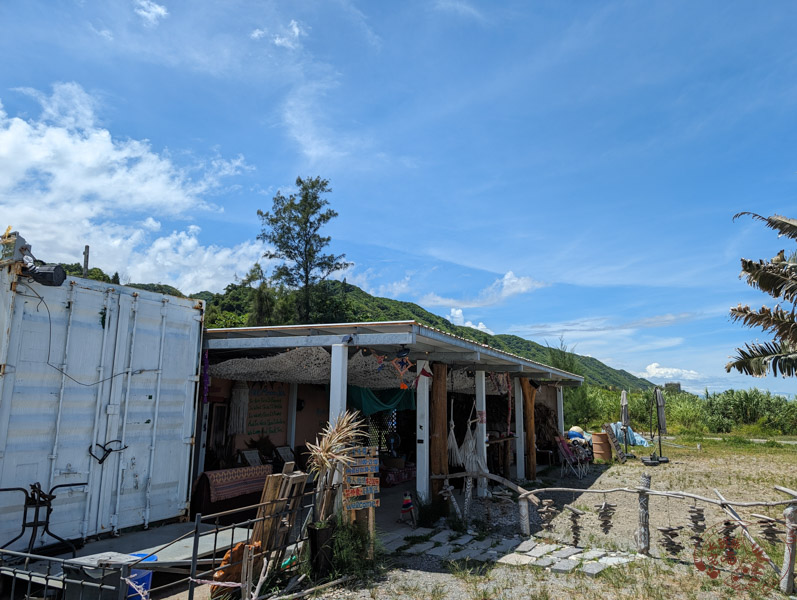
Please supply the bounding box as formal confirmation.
[519,378,537,481]
[430,363,448,499]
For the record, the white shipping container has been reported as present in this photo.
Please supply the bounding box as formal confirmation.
[0,265,203,551]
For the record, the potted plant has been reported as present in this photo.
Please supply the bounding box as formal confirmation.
[305,411,364,578]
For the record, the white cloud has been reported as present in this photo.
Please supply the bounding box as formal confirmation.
[133,0,168,27]
[636,363,701,381]
[0,83,260,293]
[89,24,114,41]
[273,19,306,50]
[422,271,545,307]
[447,308,495,335]
[377,275,412,298]
[250,28,267,40]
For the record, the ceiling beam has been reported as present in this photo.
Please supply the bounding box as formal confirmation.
[408,351,480,363]
[205,332,415,350]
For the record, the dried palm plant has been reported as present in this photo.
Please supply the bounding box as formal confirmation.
[306,410,366,524]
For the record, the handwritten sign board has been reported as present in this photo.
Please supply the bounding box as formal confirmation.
[345,476,380,486]
[343,486,380,499]
[343,499,381,510]
[349,446,379,457]
[246,383,288,438]
[345,465,380,475]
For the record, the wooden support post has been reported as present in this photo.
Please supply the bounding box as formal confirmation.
[513,378,525,480]
[416,360,430,503]
[475,370,487,497]
[430,363,448,500]
[781,505,797,594]
[519,378,537,481]
[636,473,651,554]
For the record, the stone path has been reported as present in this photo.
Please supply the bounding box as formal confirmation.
[382,528,643,578]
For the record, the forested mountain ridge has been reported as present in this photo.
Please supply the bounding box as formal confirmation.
[61,265,653,390]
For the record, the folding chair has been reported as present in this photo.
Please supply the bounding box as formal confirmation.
[555,436,584,479]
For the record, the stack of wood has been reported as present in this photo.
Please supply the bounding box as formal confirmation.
[211,463,308,599]
[595,501,617,534]
[534,404,558,450]
[657,526,685,555]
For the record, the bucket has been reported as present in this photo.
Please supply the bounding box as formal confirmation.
[128,553,157,600]
[592,432,612,461]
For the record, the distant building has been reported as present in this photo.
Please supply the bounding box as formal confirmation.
[664,382,681,392]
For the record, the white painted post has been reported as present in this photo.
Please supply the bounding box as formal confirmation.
[475,371,488,497]
[329,344,348,423]
[556,386,565,434]
[415,360,430,503]
[287,382,298,449]
[781,505,796,594]
[513,377,525,481]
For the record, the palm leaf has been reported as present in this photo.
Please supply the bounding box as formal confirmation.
[734,212,797,241]
[739,260,797,303]
[725,340,797,377]
[730,304,797,345]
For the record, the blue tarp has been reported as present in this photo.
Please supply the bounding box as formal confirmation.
[610,422,649,447]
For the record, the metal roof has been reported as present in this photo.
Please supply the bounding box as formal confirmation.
[205,320,583,385]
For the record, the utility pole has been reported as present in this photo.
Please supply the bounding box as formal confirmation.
[82,245,89,278]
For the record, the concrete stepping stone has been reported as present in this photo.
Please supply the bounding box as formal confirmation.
[470,537,496,550]
[581,562,608,578]
[600,555,632,567]
[514,540,537,553]
[493,538,521,554]
[430,531,452,543]
[383,538,408,553]
[527,543,560,558]
[406,541,435,554]
[551,559,579,574]
[579,550,607,561]
[428,544,453,557]
[410,527,434,537]
[452,534,474,546]
[497,553,534,566]
[532,556,556,568]
[448,548,471,561]
[552,547,581,559]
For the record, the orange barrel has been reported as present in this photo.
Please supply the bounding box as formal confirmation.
[592,432,612,461]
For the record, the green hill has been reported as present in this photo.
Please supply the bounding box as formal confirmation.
[338,281,653,390]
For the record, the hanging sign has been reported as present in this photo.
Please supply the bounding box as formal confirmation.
[345,476,380,486]
[348,446,379,457]
[352,457,379,467]
[343,498,381,511]
[343,485,380,499]
[345,465,380,475]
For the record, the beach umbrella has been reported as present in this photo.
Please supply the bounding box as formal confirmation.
[655,388,667,435]
[620,390,629,452]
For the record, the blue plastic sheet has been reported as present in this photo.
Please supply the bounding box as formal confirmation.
[610,422,649,447]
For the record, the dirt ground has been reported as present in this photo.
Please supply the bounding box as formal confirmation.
[329,438,797,600]
[161,438,797,600]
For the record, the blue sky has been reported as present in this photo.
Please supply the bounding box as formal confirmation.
[2,1,797,396]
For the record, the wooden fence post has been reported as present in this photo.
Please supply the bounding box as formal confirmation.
[781,505,797,594]
[518,497,530,537]
[241,544,255,600]
[635,473,651,554]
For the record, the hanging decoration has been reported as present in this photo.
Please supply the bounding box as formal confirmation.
[657,526,685,555]
[505,373,512,435]
[565,505,583,546]
[688,505,707,547]
[348,350,413,389]
[447,397,463,466]
[595,501,617,534]
[756,517,783,546]
[201,349,210,405]
[227,380,249,435]
[538,499,558,531]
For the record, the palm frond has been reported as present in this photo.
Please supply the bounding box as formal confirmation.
[739,260,797,303]
[725,340,797,377]
[734,212,797,241]
[730,304,797,345]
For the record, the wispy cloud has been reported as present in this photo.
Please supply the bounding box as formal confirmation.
[133,0,168,28]
[377,274,412,299]
[447,308,494,335]
[272,19,306,50]
[433,0,485,22]
[0,83,261,293]
[89,24,114,41]
[422,271,544,307]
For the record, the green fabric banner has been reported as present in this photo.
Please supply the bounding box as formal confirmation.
[347,385,416,416]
